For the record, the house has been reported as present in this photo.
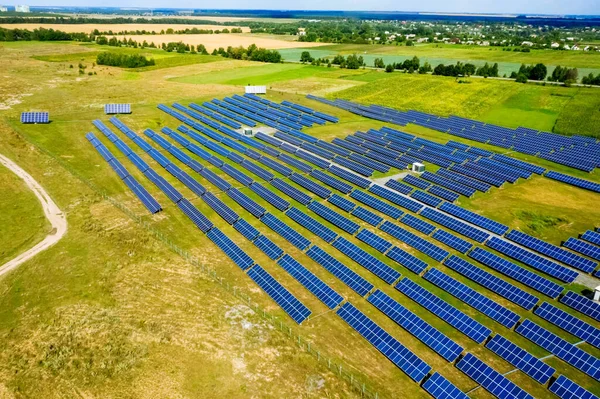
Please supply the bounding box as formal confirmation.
[15,4,29,12]
[297,28,306,36]
[551,42,560,48]
[417,37,429,43]
[521,41,534,46]
[480,41,490,46]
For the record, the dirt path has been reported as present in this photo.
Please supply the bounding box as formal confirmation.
[0,153,67,278]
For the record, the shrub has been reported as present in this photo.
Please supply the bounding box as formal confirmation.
[96,52,155,68]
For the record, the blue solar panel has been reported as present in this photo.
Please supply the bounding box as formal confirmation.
[327,193,356,212]
[549,375,599,399]
[249,182,289,211]
[422,171,476,197]
[258,155,293,176]
[380,221,449,262]
[289,173,332,198]
[108,159,129,179]
[20,111,49,123]
[271,178,312,205]
[309,169,353,194]
[428,185,460,203]
[240,159,274,181]
[422,372,469,399]
[485,334,555,384]
[284,207,337,243]
[436,169,492,193]
[199,167,231,192]
[351,206,384,226]
[546,171,600,193]
[456,353,534,399]
[334,156,374,176]
[395,278,491,343]
[385,246,428,274]
[350,190,405,219]
[233,218,260,241]
[469,247,564,298]
[368,290,463,362]
[356,229,393,253]
[385,179,415,194]
[336,302,431,382]
[308,202,360,234]
[424,268,521,328]
[278,153,313,173]
[403,174,432,190]
[534,302,600,349]
[221,164,254,187]
[305,245,373,296]
[328,165,371,188]
[516,319,600,380]
[431,230,473,254]
[419,207,489,243]
[247,265,311,324]
[368,184,424,213]
[144,169,184,203]
[582,230,600,246]
[227,188,265,218]
[201,191,239,224]
[206,227,254,270]
[410,190,443,208]
[560,291,600,322]
[176,198,212,232]
[333,237,401,284]
[444,255,538,310]
[564,237,600,261]
[261,213,311,251]
[253,234,284,260]
[506,230,597,273]
[400,214,436,235]
[439,202,509,235]
[486,236,578,283]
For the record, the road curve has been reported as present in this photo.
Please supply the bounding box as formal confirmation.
[0,153,67,278]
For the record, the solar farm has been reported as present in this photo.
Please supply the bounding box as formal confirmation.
[72,91,600,399]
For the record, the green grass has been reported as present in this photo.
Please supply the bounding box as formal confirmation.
[0,161,50,266]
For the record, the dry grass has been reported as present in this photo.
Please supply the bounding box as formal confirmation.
[0,23,251,33]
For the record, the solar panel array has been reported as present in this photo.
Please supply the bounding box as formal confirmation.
[549,375,600,399]
[534,302,600,349]
[104,104,131,114]
[422,372,469,399]
[21,111,49,123]
[560,291,600,322]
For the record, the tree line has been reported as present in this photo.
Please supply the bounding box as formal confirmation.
[0,27,93,41]
[96,52,155,68]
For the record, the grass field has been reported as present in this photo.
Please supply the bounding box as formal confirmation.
[1,40,600,399]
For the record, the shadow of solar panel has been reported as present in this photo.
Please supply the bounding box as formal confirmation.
[328,165,371,188]
[356,229,392,253]
[309,169,353,194]
[368,290,463,362]
[432,230,473,254]
[333,237,401,284]
[351,206,384,226]
[227,188,265,218]
[395,278,491,343]
[336,302,431,382]
[549,375,599,399]
[422,372,469,399]
[271,178,312,205]
[290,173,332,198]
[486,237,578,283]
[380,221,449,262]
[306,245,373,296]
[439,203,508,235]
[469,247,563,298]
[424,268,521,328]
[261,213,311,250]
[560,291,600,322]
[233,218,260,241]
[248,265,311,324]
[207,227,254,270]
[285,207,337,243]
[456,353,534,399]
[277,254,343,309]
[535,302,600,349]
[516,319,600,380]
[253,234,284,260]
[486,334,555,384]
[308,202,360,234]
[350,190,405,219]
[201,191,238,224]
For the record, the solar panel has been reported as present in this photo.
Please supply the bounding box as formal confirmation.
[380,221,449,262]
[206,227,254,270]
[249,182,289,211]
[289,173,332,199]
[431,230,473,254]
[516,319,600,380]
[201,191,239,224]
[356,229,393,253]
[253,234,284,260]
[309,169,353,194]
[277,254,343,309]
[546,171,600,193]
[400,214,436,235]
[410,189,443,207]
[444,255,538,310]
[328,165,371,188]
[308,202,360,234]
[403,174,432,190]
[258,155,293,176]
[424,268,521,328]
[333,237,401,284]
[336,302,431,382]
[419,207,489,243]
[428,185,460,203]
[368,184,424,213]
[560,291,600,322]
[436,168,492,193]
[439,203,509,235]
[177,198,212,232]
[240,159,274,181]
[334,156,374,176]
[534,302,600,349]
[247,265,311,324]
[221,164,254,187]
[582,230,600,246]
[199,167,231,192]
[350,190,405,219]
[456,353,534,399]
[506,230,597,273]
[20,111,49,123]
[395,278,491,343]
[144,169,183,203]
[233,218,260,241]
[485,334,555,384]
[385,246,428,274]
[486,237,578,283]
[285,207,337,243]
[327,193,356,212]
[261,213,311,251]
[122,175,162,214]
[351,206,384,226]
[469,247,564,298]
[368,290,463,362]
[422,372,469,399]
[278,153,313,173]
[227,188,265,218]
[385,179,414,194]
[305,245,373,296]
[549,375,600,399]
[271,178,312,205]
[563,237,600,261]
[108,159,129,179]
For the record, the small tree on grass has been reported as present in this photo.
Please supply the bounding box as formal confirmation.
[385,64,394,73]
[300,51,313,63]
[516,73,528,83]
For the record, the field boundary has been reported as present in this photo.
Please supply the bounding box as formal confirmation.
[5,119,381,399]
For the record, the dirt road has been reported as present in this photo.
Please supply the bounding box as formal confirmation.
[0,154,67,278]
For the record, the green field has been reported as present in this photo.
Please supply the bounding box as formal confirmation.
[1,40,599,399]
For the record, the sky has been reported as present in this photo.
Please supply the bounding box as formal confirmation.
[7,1,600,16]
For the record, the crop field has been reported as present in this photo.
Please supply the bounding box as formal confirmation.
[0,23,252,33]
[1,40,600,399]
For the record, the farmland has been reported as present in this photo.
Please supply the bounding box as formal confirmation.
[0,35,599,399]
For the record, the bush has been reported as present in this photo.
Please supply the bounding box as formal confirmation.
[385,64,394,73]
[96,52,155,68]
[516,73,528,83]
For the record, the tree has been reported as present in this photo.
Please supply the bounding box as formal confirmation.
[418,62,432,74]
[516,73,528,83]
[385,64,394,73]
[529,63,547,81]
[374,57,385,69]
[300,51,313,63]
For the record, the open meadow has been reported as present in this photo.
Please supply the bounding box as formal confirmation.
[0,38,599,399]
